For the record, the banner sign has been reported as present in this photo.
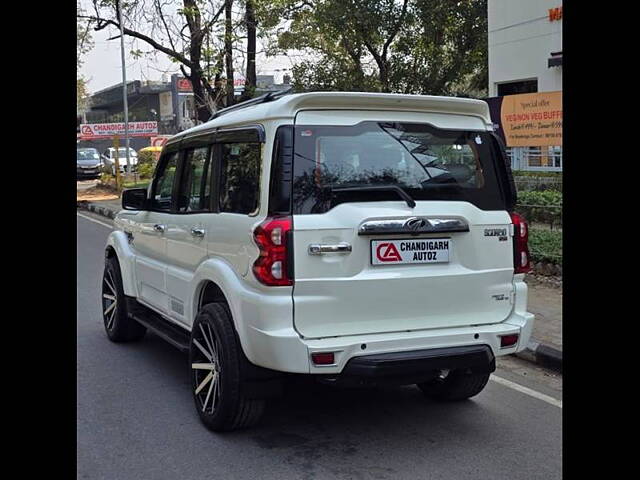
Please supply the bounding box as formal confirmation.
[150,135,172,147]
[177,78,193,92]
[485,91,562,147]
[79,122,158,140]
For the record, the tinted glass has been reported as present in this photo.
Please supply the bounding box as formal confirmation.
[151,152,179,211]
[177,147,211,213]
[292,122,507,214]
[219,143,261,214]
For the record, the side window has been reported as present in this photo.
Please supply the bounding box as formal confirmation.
[177,147,212,213]
[150,152,179,212]
[219,143,261,214]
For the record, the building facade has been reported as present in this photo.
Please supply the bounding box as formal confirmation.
[487,0,562,172]
[79,73,293,138]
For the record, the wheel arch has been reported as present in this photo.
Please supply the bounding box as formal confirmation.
[190,259,259,365]
[105,230,138,297]
[195,280,229,313]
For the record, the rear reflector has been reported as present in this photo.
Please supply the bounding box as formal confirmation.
[500,334,519,348]
[311,352,335,365]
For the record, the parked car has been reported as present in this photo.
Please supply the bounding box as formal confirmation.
[101,147,138,175]
[77,148,102,179]
[103,91,534,432]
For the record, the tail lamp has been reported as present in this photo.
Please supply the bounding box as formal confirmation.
[510,212,531,274]
[252,216,293,286]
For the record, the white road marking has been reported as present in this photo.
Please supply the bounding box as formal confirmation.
[77,212,113,229]
[490,374,562,409]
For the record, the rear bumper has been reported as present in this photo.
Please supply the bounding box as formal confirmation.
[342,345,495,377]
[77,170,101,178]
[237,279,534,376]
[330,345,495,387]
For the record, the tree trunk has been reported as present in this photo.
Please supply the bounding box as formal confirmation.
[224,0,234,107]
[191,72,211,123]
[241,0,257,101]
[183,0,210,122]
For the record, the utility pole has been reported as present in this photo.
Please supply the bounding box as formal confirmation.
[117,0,131,176]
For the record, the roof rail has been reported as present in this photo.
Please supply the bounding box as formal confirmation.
[208,87,294,121]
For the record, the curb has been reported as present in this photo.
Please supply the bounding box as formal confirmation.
[514,340,562,373]
[77,199,563,374]
[77,200,118,220]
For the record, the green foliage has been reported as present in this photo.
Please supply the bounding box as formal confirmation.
[137,150,156,166]
[514,175,562,193]
[290,58,380,93]
[518,190,562,207]
[138,162,155,179]
[99,172,117,188]
[516,191,562,228]
[513,170,562,178]
[136,150,157,179]
[529,228,562,264]
[268,0,488,96]
[391,0,488,96]
[123,180,151,189]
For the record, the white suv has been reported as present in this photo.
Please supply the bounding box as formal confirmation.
[103,91,534,432]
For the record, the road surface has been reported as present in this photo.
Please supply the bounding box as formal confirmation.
[77,211,562,480]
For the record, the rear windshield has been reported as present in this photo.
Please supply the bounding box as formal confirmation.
[292,121,507,214]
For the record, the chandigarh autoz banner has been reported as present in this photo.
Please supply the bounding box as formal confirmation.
[79,122,159,140]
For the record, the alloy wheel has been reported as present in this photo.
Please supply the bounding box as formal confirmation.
[102,269,118,330]
[191,322,222,415]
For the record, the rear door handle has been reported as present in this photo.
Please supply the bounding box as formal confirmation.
[190,227,205,238]
[308,242,352,255]
[153,224,166,233]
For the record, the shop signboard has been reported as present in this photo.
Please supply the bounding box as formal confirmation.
[79,121,158,140]
[150,135,172,147]
[485,91,562,147]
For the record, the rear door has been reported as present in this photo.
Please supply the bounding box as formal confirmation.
[291,110,515,339]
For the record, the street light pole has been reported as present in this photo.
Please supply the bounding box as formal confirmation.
[117,0,131,176]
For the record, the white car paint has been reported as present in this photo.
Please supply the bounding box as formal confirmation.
[102,147,139,174]
[107,92,534,374]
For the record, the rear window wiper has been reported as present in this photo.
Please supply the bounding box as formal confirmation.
[331,185,416,208]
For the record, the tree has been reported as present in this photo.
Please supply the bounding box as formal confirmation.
[269,0,488,97]
[391,0,488,97]
[224,0,235,107]
[77,2,94,120]
[80,0,231,122]
[241,0,257,100]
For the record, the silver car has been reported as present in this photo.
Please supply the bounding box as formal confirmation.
[77,148,102,179]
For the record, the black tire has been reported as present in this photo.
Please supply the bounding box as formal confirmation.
[189,303,265,432]
[417,369,490,402]
[102,256,147,342]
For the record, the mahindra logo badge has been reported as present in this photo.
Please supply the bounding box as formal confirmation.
[404,217,429,231]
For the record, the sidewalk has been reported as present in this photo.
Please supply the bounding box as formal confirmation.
[519,280,562,371]
[77,196,562,372]
[77,197,121,219]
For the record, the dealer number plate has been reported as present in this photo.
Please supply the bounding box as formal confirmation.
[371,238,451,265]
